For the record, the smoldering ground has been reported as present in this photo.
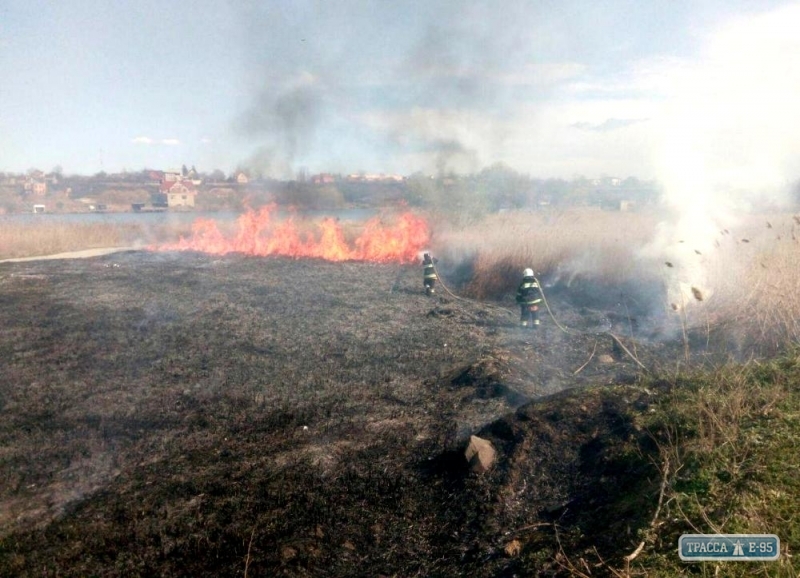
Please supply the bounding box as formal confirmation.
[0,248,681,577]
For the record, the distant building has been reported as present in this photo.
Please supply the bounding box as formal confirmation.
[345,173,405,183]
[592,176,622,187]
[235,172,249,184]
[311,173,335,184]
[23,178,47,195]
[152,180,196,208]
[33,204,45,213]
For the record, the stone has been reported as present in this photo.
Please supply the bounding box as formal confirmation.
[465,435,496,473]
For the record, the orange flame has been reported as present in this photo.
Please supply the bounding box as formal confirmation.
[156,205,430,263]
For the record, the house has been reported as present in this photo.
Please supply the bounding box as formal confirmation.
[311,173,335,184]
[33,204,45,213]
[158,180,197,208]
[235,172,249,184]
[23,178,47,195]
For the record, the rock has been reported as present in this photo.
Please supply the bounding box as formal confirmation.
[504,539,522,557]
[465,435,496,473]
[597,354,615,364]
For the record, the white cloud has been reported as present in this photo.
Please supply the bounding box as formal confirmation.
[493,62,587,88]
[572,118,649,132]
[132,136,184,147]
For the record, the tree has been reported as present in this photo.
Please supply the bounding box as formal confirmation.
[476,163,531,210]
[405,173,440,207]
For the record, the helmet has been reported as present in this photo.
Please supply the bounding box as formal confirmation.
[523,268,534,278]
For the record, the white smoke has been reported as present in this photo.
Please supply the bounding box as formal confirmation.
[644,3,800,309]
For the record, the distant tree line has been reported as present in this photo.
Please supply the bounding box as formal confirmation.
[1,164,666,214]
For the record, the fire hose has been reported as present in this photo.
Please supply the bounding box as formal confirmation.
[429,262,649,373]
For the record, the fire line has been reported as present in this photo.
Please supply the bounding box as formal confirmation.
[154,205,430,264]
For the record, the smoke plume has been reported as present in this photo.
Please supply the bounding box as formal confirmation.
[642,3,800,312]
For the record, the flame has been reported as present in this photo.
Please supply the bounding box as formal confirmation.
[156,205,429,263]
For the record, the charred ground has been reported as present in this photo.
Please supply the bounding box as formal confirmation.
[0,252,711,576]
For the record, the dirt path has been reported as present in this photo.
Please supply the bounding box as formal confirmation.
[0,246,140,263]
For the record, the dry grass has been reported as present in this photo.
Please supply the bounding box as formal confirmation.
[683,213,800,354]
[0,221,193,260]
[432,207,658,298]
[635,357,800,576]
[433,207,800,354]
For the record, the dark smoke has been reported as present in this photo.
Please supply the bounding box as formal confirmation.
[434,140,480,176]
[231,1,527,177]
[403,24,503,108]
[237,81,324,178]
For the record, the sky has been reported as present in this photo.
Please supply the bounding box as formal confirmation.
[2,0,800,183]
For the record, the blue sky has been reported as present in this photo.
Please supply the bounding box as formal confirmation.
[1,0,798,181]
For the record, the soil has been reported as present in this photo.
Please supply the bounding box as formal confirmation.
[0,251,681,577]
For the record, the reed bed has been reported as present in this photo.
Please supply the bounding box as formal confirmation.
[433,207,800,353]
[0,220,193,259]
[432,207,659,298]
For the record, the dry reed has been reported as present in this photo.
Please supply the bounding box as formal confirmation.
[434,207,800,354]
[433,207,658,298]
[0,221,192,259]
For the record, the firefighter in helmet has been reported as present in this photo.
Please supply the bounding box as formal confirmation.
[422,253,438,295]
[516,268,542,328]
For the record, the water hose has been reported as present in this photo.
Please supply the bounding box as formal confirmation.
[429,261,649,373]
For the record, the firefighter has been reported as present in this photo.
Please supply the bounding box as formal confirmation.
[422,253,438,295]
[516,268,542,328]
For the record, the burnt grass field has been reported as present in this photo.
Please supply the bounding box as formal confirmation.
[0,251,690,576]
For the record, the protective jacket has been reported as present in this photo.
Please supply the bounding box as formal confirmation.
[423,261,437,281]
[516,277,542,305]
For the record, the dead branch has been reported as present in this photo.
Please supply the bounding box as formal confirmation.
[609,332,650,373]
